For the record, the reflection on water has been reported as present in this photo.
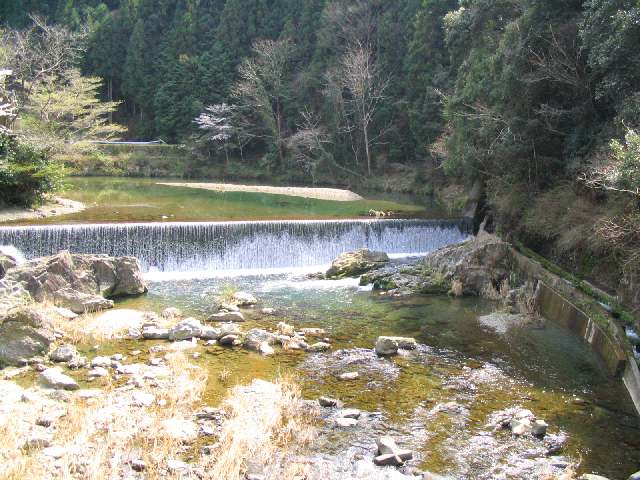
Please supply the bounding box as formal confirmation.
[117,272,640,478]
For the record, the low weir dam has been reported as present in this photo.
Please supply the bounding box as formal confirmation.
[0,219,469,273]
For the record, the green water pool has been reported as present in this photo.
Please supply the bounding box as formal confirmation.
[7,177,440,225]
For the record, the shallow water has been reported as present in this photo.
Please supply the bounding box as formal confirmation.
[116,272,640,479]
[3,177,439,225]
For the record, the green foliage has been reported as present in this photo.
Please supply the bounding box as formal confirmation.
[0,133,65,207]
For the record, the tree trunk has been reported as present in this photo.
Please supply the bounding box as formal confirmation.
[363,122,371,176]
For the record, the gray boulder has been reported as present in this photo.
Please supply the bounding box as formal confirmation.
[50,344,79,363]
[168,318,203,341]
[53,287,114,314]
[38,367,79,390]
[0,254,17,279]
[326,249,390,279]
[374,336,417,356]
[208,311,245,322]
[0,307,55,366]
[5,251,147,312]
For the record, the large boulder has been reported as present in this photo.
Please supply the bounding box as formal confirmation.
[326,249,390,279]
[0,254,17,279]
[423,234,512,295]
[5,251,147,313]
[374,336,417,356]
[0,306,55,366]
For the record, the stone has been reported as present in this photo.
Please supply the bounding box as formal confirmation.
[53,287,114,314]
[162,419,198,442]
[339,408,361,419]
[375,436,413,466]
[0,307,55,367]
[318,396,341,407]
[167,459,191,472]
[232,291,257,306]
[91,356,112,368]
[161,307,182,320]
[510,418,532,436]
[219,323,241,336]
[532,419,548,437]
[0,253,17,278]
[219,335,241,346]
[259,342,275,356]
[373,454,404,467]
[168,318,203,341]
[220,303,240,312]
[628,472,640,480]
[301,327,326,337]
[42,445,66,458]
[38,367,79,391]
[277,322,295,336]
[131,391,155,407]
[245,328,278,346]
[52,307,77,319]
[131,459,146,472]
[339,372,359,380]
[375,336,417,356]
[308,342,331,352]
[200,326,222,340]
[5,252,146,308]
[261,308,275,315]
[50,344,78,363]
[578,476,611,480]
[326,249,390,278]
[335,417,358,427]
[209,311,245,322]
[142,327,170,340]
[87,367,109,378]
[67,355,87,369]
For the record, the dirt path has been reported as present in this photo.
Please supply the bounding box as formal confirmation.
[158,182,364,201]
[0,197,85,223]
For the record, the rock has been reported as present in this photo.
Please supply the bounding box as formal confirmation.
[232,291,257,306]
[308,342,331,352]
[339,408,361,419]
[131,459,146,472]
[375,436,413,466]
[335,417,358,427]
[510,418,532,436]
[87,367,109,378]
[168,318,203,341]
[90,356,112,368]
[167,459,191,472]
[142,327,170,340]
[532,419,548,437]
[53,287,114,314]
[277,322,295,336]
[131,391,155,407]
[301,327,326,337]
[261,308,275,315]
[318,396,341,407]
[282,337,309,350]
[220,303,240,312]
[161,307,182,320]
[339,371,359,380]
[38,367,79,390]
[50,344,78,363]
[200,326,222,340]
[375,336,417,356]
[5,251,146,309]
[245,328,278,346]
[628,472,640,480]
[209,311,245,323]
[578,476,611,480]
[162,418,198,442]
[52,307,77,319]
[0,254,17,278]
[219,335,241,346]
[219,323,241,336]
[67,355,87,369]
[42,445,66,458]
[0,306,55,367]
[422,235,512,295]
[326,249,390,278]
[259,342,275,356]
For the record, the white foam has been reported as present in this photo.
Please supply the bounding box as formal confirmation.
[0,245,26,265]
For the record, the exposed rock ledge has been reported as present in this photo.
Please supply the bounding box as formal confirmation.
[2,251,147,314]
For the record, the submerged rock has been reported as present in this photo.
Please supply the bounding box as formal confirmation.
[326,249,390,279]
[0,306,55,366]
[209,311,245,322]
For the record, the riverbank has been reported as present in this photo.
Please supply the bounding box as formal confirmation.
[0,198,85,224]
[157,182,364,202]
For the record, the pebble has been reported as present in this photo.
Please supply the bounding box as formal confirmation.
[335,417,358,427]
[339,372,359,380]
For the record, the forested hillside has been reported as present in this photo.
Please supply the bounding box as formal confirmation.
[2,0,640,307]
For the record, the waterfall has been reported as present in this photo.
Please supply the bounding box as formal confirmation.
[0,219,469,273]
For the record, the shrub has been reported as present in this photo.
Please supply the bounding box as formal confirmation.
[0,133,65,207]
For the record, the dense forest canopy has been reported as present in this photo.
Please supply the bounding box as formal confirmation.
[2,0,640,300]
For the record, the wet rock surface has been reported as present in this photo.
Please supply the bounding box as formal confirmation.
[326,249,390,279]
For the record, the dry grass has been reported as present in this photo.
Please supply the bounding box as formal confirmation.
[200,377,318,480]
[0,352,207,480]
[451,279,464,297]
[480,279,510,301]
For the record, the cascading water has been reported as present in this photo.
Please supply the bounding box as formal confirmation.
[0,219,469,274]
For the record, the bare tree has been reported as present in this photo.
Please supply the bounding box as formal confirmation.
[233,38,294,169]
[195,104,236,166]
[340,43,388,176]
[287,109,332,184]
[3,15,86,91]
